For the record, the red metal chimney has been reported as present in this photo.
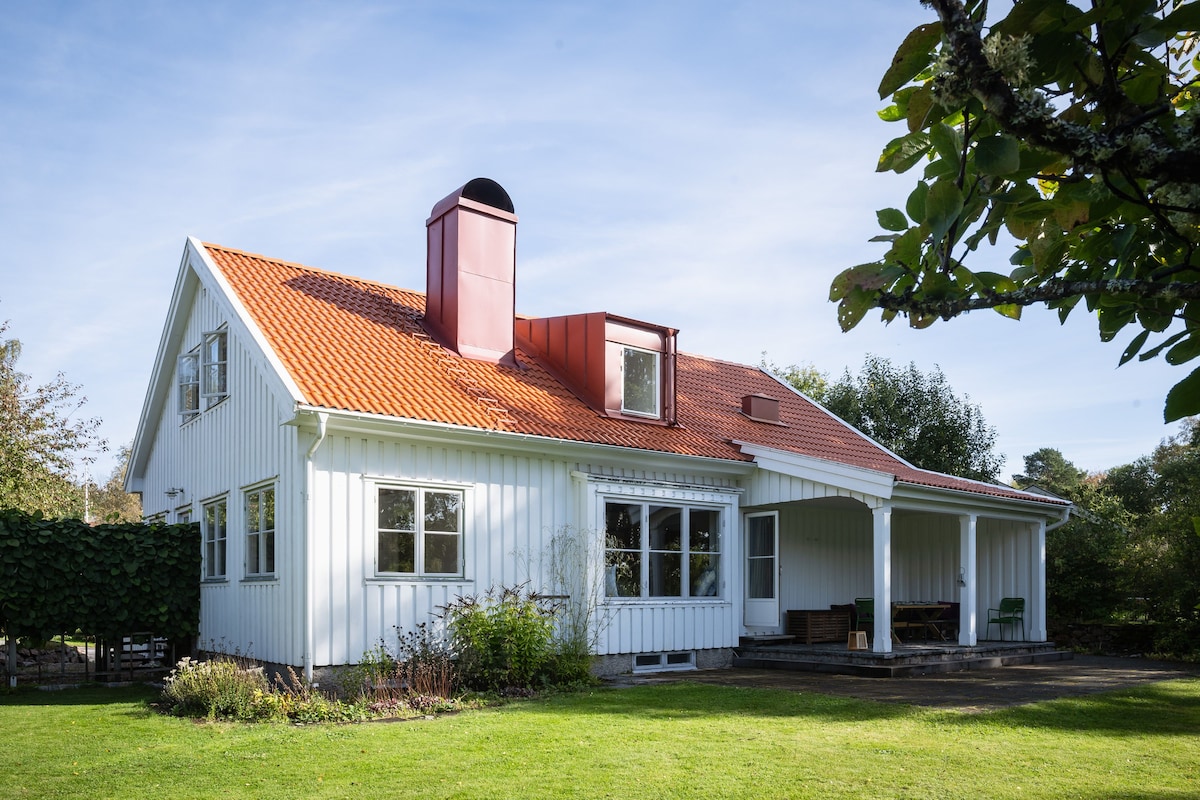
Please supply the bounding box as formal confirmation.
[425,178,518,366]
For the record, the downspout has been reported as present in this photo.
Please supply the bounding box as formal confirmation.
[1046,504,1072,531]
[302,411,329,684]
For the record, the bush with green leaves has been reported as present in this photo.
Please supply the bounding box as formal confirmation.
[161,656,268,721]
[444,585,559,692]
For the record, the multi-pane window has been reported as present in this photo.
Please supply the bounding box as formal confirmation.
[203,497,227,580]
[202,330,228,409]
[178,348,200,421]
[621,346,659,417]
[604,501,720,598]
[245,485,275,577]
[376,486,463,577]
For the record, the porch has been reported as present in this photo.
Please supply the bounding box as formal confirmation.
[733,637,1072,678]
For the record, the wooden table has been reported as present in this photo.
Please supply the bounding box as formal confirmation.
[892,602,950,642]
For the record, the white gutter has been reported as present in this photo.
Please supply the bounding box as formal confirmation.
[302,411,329,684]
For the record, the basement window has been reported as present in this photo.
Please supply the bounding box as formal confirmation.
[632,651,695,673]
[621,346,659,418]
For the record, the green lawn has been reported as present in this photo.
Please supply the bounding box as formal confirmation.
[4,679,1199,799]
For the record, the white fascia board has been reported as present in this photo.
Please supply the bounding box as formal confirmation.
[891,481,1071,521]
[732,440,895,499]
[127,243,201,489]
[189,237,306,407]
[293,405,756,480]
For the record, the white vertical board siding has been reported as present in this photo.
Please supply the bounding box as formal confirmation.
[776,505,872,615]
[583,475,741,657]
[891,513,961,603]
[137,283,303,667]
[308,435,583,667]
[976,516,1041,638]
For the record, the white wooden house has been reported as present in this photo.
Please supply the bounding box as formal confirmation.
[126,178,1070,678]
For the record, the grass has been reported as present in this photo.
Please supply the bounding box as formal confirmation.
[3,678,1199,799]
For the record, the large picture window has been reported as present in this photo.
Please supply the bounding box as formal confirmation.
[604,500,720,599]
[245,485,275,578]
[376,486,463,577]
[202,330,228,409]
[203,497,227,580]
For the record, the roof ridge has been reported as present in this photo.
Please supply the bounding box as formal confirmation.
[201,241,428,298]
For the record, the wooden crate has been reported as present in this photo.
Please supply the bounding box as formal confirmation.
[786,609,851,644]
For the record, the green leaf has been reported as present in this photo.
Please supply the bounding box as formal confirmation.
[878,132,932,174]
[1165,334,1200,366]
[1164,365,1200,422]
[925,180,964,242]
[878,22,943,99]
[1120,328,1150,366]
[876,208,909,232]
[974,136,1021,176]
[928,123,962,166]
[906,181,930,223]
[993,304,1022,320]
[905,86,937,132]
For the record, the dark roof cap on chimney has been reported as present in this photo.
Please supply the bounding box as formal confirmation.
[460,178,515,213]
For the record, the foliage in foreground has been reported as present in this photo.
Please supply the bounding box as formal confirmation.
[831,0,1200,422]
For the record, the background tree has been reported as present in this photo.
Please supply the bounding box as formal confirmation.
[831,0,1200,422]
[775,354,1003,482]
[85,444,142,524]
[1012,446,1086,495]
[0,321,105,517]
[760,354,829,402]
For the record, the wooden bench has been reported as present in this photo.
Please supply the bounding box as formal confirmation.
[786,609,852,644]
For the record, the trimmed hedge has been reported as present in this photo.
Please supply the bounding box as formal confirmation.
[0,509,200,644]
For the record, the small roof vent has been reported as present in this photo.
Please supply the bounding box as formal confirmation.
[742,393,781,424]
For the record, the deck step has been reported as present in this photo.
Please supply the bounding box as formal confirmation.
[732,646,1073,678]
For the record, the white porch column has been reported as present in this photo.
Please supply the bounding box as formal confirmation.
[872,503,892,654]
[1033,519,1047,641]
[958,514,978,646]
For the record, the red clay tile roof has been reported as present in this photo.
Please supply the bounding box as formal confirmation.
[204,243,1062,506]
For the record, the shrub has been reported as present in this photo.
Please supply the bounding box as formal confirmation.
[161,656,267,720]
[443,585,557,691]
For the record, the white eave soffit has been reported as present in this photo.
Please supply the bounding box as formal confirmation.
[733,440,895,498]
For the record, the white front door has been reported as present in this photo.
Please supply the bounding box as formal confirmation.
[743,511,779,629]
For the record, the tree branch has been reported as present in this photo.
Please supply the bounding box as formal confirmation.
[926,0,1200,185]
[877,277,1200,318]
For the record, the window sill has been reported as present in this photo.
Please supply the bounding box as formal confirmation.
[241,575,278,583]
[201,578,229,585]
[365,577,470,585]
[604,597,729,606]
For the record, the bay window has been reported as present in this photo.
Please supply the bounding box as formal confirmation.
[604,500,720,599]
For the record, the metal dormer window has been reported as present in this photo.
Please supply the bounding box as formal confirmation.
[621,346,659,418]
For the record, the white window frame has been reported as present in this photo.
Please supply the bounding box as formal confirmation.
[178,347,200,421]
[176,506,192,525]
[244,484,276,579]
[373,482,465,578]
[620,345,660,418]
[202,496,228,581]
[201,329,229,409]
[603,499,723,600]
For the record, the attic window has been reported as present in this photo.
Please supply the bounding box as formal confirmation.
[621,346,659,418]
[202,329,228,409]
[178,347,200,421]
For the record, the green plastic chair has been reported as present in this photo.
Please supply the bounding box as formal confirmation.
[854,597,875,638]
[986,597,1026,641]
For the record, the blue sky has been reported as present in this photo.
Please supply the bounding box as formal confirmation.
[0,1,1187,484]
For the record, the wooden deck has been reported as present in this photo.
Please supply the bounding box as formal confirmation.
[734,639,1073,678]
